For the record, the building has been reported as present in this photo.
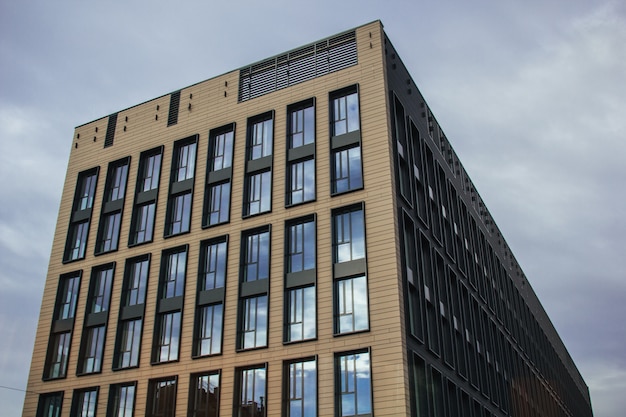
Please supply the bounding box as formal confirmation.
[23,20,593,417]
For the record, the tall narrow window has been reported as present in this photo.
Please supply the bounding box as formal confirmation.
[70,388,98,417]
[124,256,149,306]
[285,216,316,343]
[285,358,317,417]
[235,366,267,417]
[195,237,227,358]
[130,148,162,245]
[46,331,72,379]
[243,229,270,282]
[45,272,81,379]
[140,151,162,192]
[56,274,81,320]
[287,218,315,273]
[79,325,105,374]
[330,86,362,195]
[79,263,113,374]
[335,350,372,417]
[200,238,227,291]
[287,99,316,206]
[194,304,223,356]
[189,372,220,417]
[335,276,369,334]
[161,248,187,299]
[244,113,273,216]
[96,157,130,254]
[36,392,63,417]
[64,167,98,262]
[203,124,235,227]
[249,116,273,160]
[153,311,181,363]
[286,286,316,342]
[166,136,197,236]
[240,295,268,350]
[107,383,136,417]
[332,90,360,136]
[147,377,177,417]
[117,319,142,368]
[245,171,272,216]
[333,205,365,263]
[114,255,149,370]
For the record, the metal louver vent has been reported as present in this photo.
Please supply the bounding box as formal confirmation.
[239,30,357,102]
[104,113,118,148]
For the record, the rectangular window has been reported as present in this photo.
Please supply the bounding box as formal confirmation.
[107,383,136,417]
[140,151,162,192]
[166,192,192,235]
[64,168,98,262]
[243,229,270,282]
[335,276,369,334]
[333,205,365,263]
[239,295,268,350]
[66,221,90,261]
[330,86,362,195]
[289,101,315,148]
[160,248,187,299]
[46,331,71,379]
[70,388,98,417]
[189,372,220,417]
[204,182,230,226]
[248,116,273,160]
[200,238,227,291]
[117,319,142,368]
[123,256,149,307]
[76,170,99,211]
[173,140,197,182]
[130,148,162,246]
[332,89,360,136]
[89,265,114,314]
[286,286,316,342]
[194,304,223,356]
[204,124,235,227]
[244,113,274,217]
[56,274,81,320]
[235,366,267,417]
[131,202,156,245]
[97,212,121,253]
[210,128,234,171]
[287,100,316,206]
[37,392,63,417]
[332,146,362,194]
[245,170,272,216]
[147,377,177,417]
[45,272,81,379]
[285,358,317,417]
[287,218,315,273]
[79,325,105,374]
[154,311,181,363]
[106,160,129,202]
[288,159,315,205]
[96,158,129,254]
[336,350,372,417]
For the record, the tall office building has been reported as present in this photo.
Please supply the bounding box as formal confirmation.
[24,21,593,417]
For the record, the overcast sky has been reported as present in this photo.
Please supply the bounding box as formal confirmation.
[1,1,624,416]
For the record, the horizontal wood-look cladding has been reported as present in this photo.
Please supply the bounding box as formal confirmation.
[23,21,410,417]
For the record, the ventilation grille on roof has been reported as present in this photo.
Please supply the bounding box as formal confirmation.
[238,31,357,102]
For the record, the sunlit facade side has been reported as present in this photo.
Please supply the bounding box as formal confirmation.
[23,20,592,417]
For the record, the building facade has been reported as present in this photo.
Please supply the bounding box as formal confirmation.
[23,21,593,417]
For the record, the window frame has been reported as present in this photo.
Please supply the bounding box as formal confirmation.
[335,349,373,417]
[70,387,99,417]
[107,382,136,417]
[234,364,267,417]
[147,376,178,417]
[283,357,317,417]
[188,371,221,417]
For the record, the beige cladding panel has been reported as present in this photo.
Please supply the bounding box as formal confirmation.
[25,21,409,417]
